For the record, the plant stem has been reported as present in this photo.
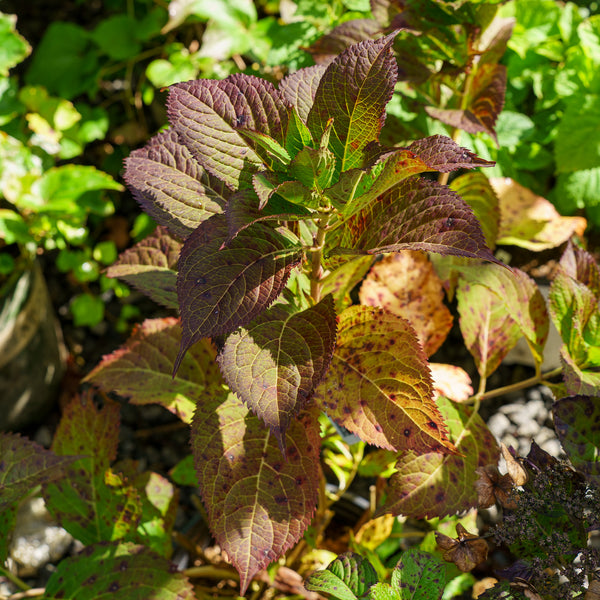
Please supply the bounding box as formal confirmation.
[309,213,330,303]
[469,366,563,403]
[0,567,30,593]
[183,565,239,580]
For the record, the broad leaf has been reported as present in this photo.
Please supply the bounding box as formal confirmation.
[289,145,337,192]
[307,33,397,173]
[168,74,290,189]
[558,241,600,298]
[336,177,497,263]
[389,548,445,600]
[359,251,453,357]
[43,396,141,544]
[279,65,326,123]
[312,305,454,454]
[253,171,319,210]
[106,226,181,310]
[552,395,600,487]
[191,392,321,594]
[123,129,229,240]
[44,542,194,599]
[429,364,473,403]
[321,255,374,311]
[0,433,79,563]
[217,296,337,450]
[379,397,499,519]
[85,317,220,424]
[305,552,378,600]
[175,214,303,371]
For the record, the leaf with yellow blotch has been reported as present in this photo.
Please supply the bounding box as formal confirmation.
[492,177,587,250]
[435,523,489,572]
[429,363,473,403]
[359,251,453,357]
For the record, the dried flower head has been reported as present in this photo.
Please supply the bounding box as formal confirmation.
[435,523,488,572]
[475,464,518,509]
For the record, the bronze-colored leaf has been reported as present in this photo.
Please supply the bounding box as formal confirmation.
[474,464,517,510]
[435,523,488,572]
[500,443,528,486]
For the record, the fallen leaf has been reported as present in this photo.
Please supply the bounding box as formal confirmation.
[492,177,587,250]
[435,523,488,572]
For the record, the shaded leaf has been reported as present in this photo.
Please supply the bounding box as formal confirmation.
[474,465,517,510]
[552,395,600,487]
[191,392,321,594]
[175,214,303,370]
[429,363,473,403]
[337,177,497,263]
[313,305,454,454]
[217,296,337,449]
[124,129,229,240]
[289,145,337,192]
[279,65,326,124]
[558,241,600,298]
[305,552,378,600]
[491,178,587,251]
[321,255,375,311]
[500,443,528,486]
[106,226,181,310]
[359,251,453,357]
[85,317,221,424]
[435,523,488,572]
[44,541,194,599]
[168,74,289,189]
[379,397,499,519]
[307,33,398,173]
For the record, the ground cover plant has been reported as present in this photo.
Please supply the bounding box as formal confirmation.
[1,1,600,599]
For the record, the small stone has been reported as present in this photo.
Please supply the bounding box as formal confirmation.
[487,413,511,441]
[539,438,563,458]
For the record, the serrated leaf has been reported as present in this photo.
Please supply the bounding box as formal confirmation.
[106,227,181,309]
[305,552,378,600]
[552,396,600,487]
[406,136,495,173]
[313,305,454,454]
[458,264,549,370]
[561,349,600,397]
[191,392,321,594]
[558,242,600,298]
[289,145,337,192]
[491,177,587,251]
[279,65,326,123]
[168,74,289,189]
[378,397,499,519]
[237,127,291,166]
[253,171,319,210]
[359,251,453,357]
[85,317,220,424]
[285,106,315,158]
[449,172,500,250]
[217,296,337,450]
[175,215,303,370]
[307,34,398,173]
[321,255,375,311]
[44,541,194,599]
[336,177,497,263]
[389,548,445,600]
[43,396,141,544]
[124,129,229,240]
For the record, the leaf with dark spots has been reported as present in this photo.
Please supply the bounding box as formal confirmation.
[106,227,182,310]
[406,135,495,172]
[42,395,142,544]
[306,19,383,65]
[435,524,489,572]
[307,33,398,174]
[279,65,326,124]
[379,397,499,519]
[175,214,303,372]
[388,549,445,600]
[313,305,454,454]
[167,75,290,189]
[337,177,498,263]
[305,552,378,600]
[553,395,600,487]
[44,542,194,599]
[190,392,321,594]
[123,129,229,240]
[217,296,337,450]
[85,317,221,424]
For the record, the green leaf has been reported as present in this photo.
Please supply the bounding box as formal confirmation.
[237,128,291,166]
[71,293,104,327]
[0,13,31,76]
[106,227,182,310]
[378,397,499,519]
[91,15,142,61]
[321,255,374,311]
[44,542,194,599]
[305,552,377,600]
[190,392,321,594]
[289,145,337,192]
[552,395,600,487]
[42,396,141,544]
[169,455,198,488]
[124,129,229,240]
[389,548,445,600]
[175,215,303,371]
[253,171,320,210]
[85,317,221,424]
[312,305,455,454]
[217,296,337,449]
[307,33,398,173]
[284,106,315,157]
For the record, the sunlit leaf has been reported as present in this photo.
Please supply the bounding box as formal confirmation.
[390,548,446,600]
[279,65,326,123]
[429,363,473,403]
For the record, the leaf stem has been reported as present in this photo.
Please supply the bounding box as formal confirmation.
[309,213,330,303]
[0,566,30,592]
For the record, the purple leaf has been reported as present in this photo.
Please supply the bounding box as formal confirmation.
[168,74,290,189]
[407,135,495,172]
[175,215,303,372]
[191,392,321,594]
[337,177,497,262]
[217,296,337,449]
[307,33,398,173]
[279,65,326,123]
[124,129,229,240]
[106,227,181,310]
